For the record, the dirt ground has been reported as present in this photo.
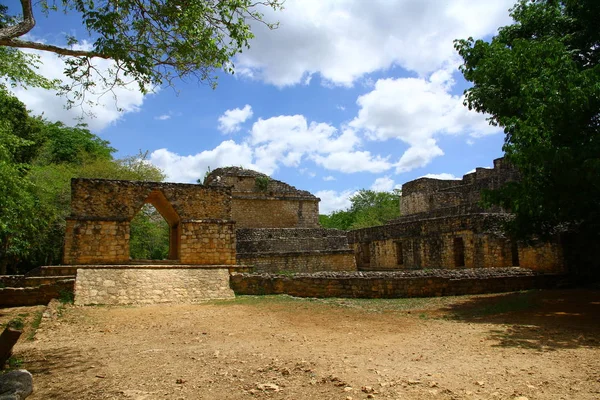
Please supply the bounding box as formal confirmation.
[2,289,599,400]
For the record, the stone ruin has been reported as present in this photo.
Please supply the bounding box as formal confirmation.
[0,158,566,306]
[348,158,564,272]
[58,169,356,304]
[204,167,356,273]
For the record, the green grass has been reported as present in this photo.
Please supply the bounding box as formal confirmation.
[58,289,75,304]
[210,294,462,314]
[6,318,24,330]
[7,356,22,369]
[27,310,44,341]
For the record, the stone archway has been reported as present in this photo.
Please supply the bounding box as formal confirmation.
[63,178,236,265]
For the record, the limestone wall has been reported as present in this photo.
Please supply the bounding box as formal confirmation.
[180,221,236,264]
[74,266,235,305]
[204,168,320,228]
[232,198,319,228]
[230,269,565,299]
[348,214,564,272]
[236,228,357,273]
[238,252,356,274]
[0,280,75,307]
[400,157,518,216]
[63,179,236,265]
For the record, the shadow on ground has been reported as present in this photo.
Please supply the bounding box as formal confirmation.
[440,289,600,351]
[20,347,122,399]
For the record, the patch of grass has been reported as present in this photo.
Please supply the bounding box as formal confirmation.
[58,289,75,304]
[7,356,22,369]
[6,318,24,331]
[27,310,44,341]
[211,294,462,314]
[255,176,270,192]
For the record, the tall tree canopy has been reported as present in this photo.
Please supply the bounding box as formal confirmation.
[455,0,600,248]
[0,1,281,96]
[320,189,401,231]
[0,88,165,274]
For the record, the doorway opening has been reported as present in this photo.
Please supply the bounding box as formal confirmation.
[453,237,465,267]
[129,191,180,262]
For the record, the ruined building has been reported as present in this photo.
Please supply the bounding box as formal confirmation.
[63,168,356,273]
[204,167,356,272]
[348,158,564,272]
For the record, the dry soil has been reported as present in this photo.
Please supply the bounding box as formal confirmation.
[3,289,599,400]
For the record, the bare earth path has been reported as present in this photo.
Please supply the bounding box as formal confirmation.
[4,289,600,400]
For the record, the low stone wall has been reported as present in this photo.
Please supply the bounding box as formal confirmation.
[75,266,237,305]
[0,275,75,288]
[237,251,356,274]
[0,280,75,307]
[230,268,566,298]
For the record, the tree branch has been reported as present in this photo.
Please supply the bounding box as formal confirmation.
[0,0,35,41]
[0,38,108,59]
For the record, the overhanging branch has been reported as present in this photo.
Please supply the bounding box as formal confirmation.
[0,38,107,59]
[0,0,35,41]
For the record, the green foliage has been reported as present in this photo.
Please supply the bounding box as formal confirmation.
[58,289,74,304]
[255,175,270,192]
[27,310,43,341]
[0,88,166,273]
[0,6,59,90]
[1,1,282,104]
[320,189,401,230]
[455,0,600,245]
[129,204,170,260]
[6,318,24,330]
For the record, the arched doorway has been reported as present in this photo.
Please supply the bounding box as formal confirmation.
[130,190,180,261]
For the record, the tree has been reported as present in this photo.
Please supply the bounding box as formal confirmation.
[0,1,282,100]
[320,189,401,230]
[455,0,600,274]
[0,88,166,273]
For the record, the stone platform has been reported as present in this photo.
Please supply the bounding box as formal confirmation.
[73,265,250,306]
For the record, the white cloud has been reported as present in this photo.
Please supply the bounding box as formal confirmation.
[370,176,395,192]
[420,173,459,180]
[312,151,392,173]
[10,41,146,131]
[149,141,258,183]
[154,114,171,121]
[218,104,254,134]
[236,0,514,86]
[323,175,336,181]
[315,189,356,214]
[348,69,500,173]
[250,115,369,174]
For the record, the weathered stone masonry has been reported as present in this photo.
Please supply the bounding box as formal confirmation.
[204,167,320,229]
[348,158,564,273]
[236,228,356,273]
[205,167,357,273]
[75,265,235,305]
[63,179,236,265]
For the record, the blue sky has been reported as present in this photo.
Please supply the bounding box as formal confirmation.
[10,0,516,213]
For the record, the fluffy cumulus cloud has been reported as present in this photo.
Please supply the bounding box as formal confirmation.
[149,141,257,183]
[370,176,396,192]
[10,42,146,131]
[218,104,254,134]
[349,67,501,173]
[236,0,514,86]
[314,189,356,215]
[249,115,382,174]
